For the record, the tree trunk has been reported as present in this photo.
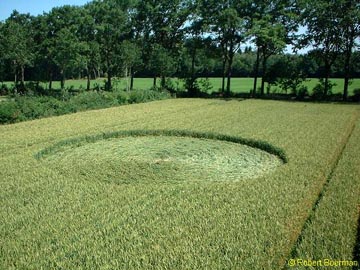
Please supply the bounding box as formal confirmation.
[226,75,231,96]
[107,72,112,91]
[60,69,65,90]
[21,65,25,86]
[14,61,18,87]
[161,75,166,89]
[14,72,17,86]
[221,58,226,93]
[324,76,329,96]
[191,50,196,82]
[189,49,197,96]
[106,53,111,90]
[86,69,91,91]
[130,69,134,91]
[125,66,129,92]
[324,59,330,96]
[252,48,260,97]
[343,66,350,101]
[260,56,267,96]
[49,71,53,90]
[153,76,157,87]
[343,39,353,101]
[226,52,234,96]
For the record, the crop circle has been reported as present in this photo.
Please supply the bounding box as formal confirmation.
[37,130,285,183]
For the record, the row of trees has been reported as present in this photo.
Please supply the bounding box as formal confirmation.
[0,0,359,100]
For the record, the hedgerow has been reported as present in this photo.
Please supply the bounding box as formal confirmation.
[0,89,170,124]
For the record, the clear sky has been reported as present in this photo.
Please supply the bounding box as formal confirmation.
[0,0,90,21]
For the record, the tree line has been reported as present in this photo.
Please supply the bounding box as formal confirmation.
[0,0,359,100]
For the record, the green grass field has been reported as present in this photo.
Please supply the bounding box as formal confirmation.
[3,77,360,95]
[0,96,9,102]
[1,99,359,269]
[207,77,360,95]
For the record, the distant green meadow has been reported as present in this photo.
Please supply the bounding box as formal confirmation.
[3,77,360,95]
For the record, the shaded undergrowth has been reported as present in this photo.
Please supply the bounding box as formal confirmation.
[0,89,170,124]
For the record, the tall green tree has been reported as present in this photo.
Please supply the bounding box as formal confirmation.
[31,14,52,86]
[338,0,360,100]
[136,0,192,88]
[148,44,177,88]
[300,0,343,96]
[0,22,5,83]
[46,6,88,89]
[182,5,207,96]
[250,0,298,96]
[232,49,257,77]
[89,0,134,90]
[200,0,250,95]
[52,28,83,89]
[120,40,141,91]
[0,11,34,87]
[251,20,287,95]
[78,5,101,90]
[36,6,84,90]
[266,54,307,95]
[181,37,214,96]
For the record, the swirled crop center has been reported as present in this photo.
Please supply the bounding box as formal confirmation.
[42,134,283,182]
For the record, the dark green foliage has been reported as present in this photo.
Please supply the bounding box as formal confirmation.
[0,84,10,95]
[249,0,297,96]
[295,85,309,100]
[22,82,47,96]
[299,0,350,97]
[163,79,182,94]
[135,0,192,87]
[68,91,118,110]
[184,78,201,95]
[312,79,336,100]
[352,88,360,102]
[267,55,309,98]
[88,0,134,90]
[0,11,34,85]
[14,96,62,119]
[149,45,177,88]
[0,0,358,101]
[338,0,360,101]
[128,89,170,104]
[0,89,170,124]
[0,101,20,123]
[112,90,129,104]
[198,78,213,93]
[199,0,250,94]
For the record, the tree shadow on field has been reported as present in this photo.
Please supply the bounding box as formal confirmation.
[178,90,360,104]
[353,208,360,270]
[216,98,246,102]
